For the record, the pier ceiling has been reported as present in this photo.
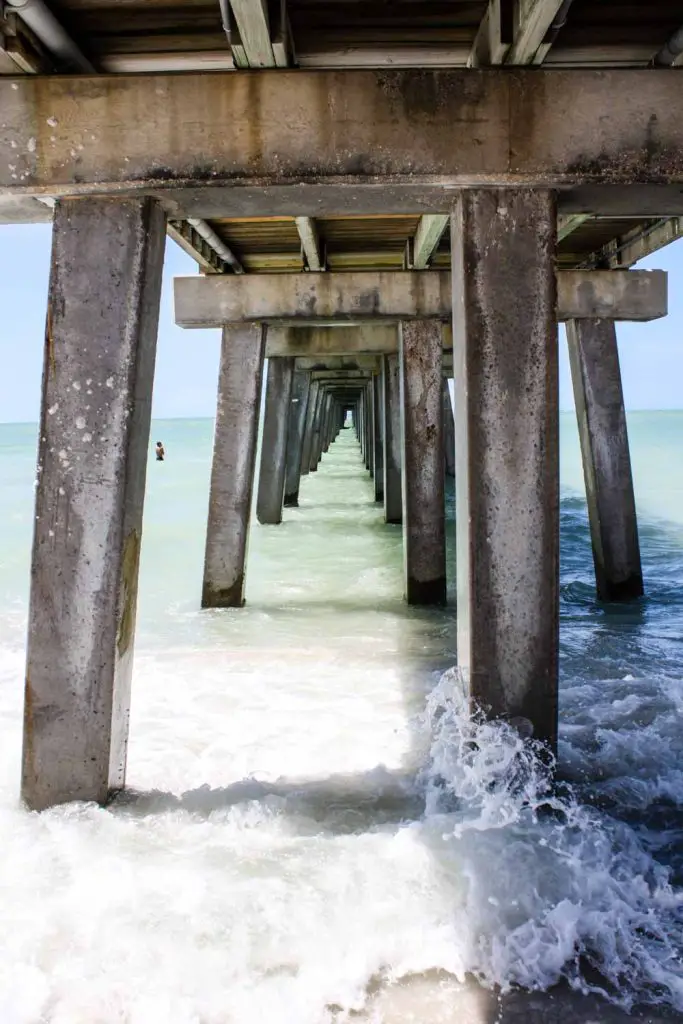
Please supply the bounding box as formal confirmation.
[1,0,682,271]
[0,1,680,75]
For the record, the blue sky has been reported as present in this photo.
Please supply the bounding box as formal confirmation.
[0,223,681,423]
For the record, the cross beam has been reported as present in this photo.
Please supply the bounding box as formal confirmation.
[175,270,667,327]
[2,70,683,220]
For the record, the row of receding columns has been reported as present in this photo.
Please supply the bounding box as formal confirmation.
[22,189,654,810]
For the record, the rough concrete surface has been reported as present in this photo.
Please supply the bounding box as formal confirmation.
[399,320,446,605]
[256,356,294,525]
[202,323,265,608]
[451,189,559,750]
[23,196,165,810]
[567,318,643,601]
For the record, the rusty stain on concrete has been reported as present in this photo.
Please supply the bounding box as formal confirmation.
[117,529,140,657]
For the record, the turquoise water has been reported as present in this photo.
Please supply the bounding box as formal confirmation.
[0,412,682,1021]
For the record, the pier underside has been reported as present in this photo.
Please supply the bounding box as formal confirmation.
[0,0,680,810]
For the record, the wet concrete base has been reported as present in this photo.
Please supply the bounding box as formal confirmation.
[357,973,683,1023]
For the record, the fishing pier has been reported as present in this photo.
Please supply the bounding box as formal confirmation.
[1,0,682,809]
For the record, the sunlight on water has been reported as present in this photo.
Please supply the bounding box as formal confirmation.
[0,414,682,1022]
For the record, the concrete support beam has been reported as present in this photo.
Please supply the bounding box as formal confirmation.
[566,319,644,601]
[268,325,397,357]
[295,355,381,371]
[382,353,402,525]
[372,374,384,502]
[256,356,294,525]
[452,188,559,751]
[202,323,265,608]
[23,196,165,811]
[284,370,311,506]
[5,71,683,212]
[175,270,667,328]
[399,320,446,605]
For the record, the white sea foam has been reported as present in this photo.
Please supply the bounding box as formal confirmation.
[1,644,682,1022]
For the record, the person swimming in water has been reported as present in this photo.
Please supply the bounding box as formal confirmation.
[155,441,165,462]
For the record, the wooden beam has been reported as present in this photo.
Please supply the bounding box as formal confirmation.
[508,0,566,65]
[557,213,591,242]
[468,0,513,67]
[295,216,324,271]
[412,215,449,269]
[470,0,565,67]
[167,221,224,273]
[580,218,683,270]
[1,13,53,74]
[227,0,275,68]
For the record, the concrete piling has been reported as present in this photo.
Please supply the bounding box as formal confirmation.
[309,385,324,472]
[300,380,320,478]
[443,379,456,478]
[373,374,384,503]
[451,189,559,751]
[22,196,166,810]
[284,370,311,507]
[368,385,374,472]
[399,320,446,605]
[202,323,266,608]
[566,318,644,601]
[382,354,402,525]
[257,357,294,525]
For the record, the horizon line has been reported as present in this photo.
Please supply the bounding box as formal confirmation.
[1,408,683,428]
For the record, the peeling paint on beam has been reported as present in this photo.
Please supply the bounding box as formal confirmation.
[3,71,683,204]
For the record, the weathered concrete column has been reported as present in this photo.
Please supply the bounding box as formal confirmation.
[300,379,320,477]
[366,381,374,474]
[363,388,370,468]
[257,356,294,525]
[566,319,643,601]
[202,323,265,608]
[399,320,446,605]
[382,353,402,524]
[373,374,384,502]
[284,370,311,507]
[23,196,165,811]
[452,188,559,751]
[322,392,333,453]
[443,379,456,478]
[310,387,325,471]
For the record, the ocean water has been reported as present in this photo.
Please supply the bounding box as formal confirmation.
[0,411,682,1023]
